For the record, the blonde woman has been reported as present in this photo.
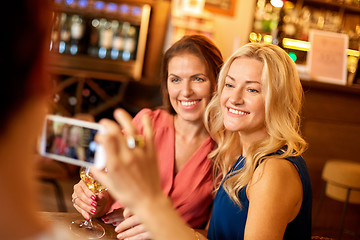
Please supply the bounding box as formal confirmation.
[204,43,312,239]
[93,43,312,240]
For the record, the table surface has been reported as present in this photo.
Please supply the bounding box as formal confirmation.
[40,211,118,239]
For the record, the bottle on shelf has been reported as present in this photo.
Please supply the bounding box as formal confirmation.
[59,13,71,54]
[352,54,360,84]
[282,5,298,39]
[110,20,124,60]
[298,6,311,41]
[98,18,114,59]
[272,4,285,47]
[349,25,360,50]
[88,18,100,57]
[69,15,85,55]
[253,0,266,32]
[122,24,138,61]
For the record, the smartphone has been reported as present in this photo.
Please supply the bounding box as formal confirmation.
[40,115,106,169]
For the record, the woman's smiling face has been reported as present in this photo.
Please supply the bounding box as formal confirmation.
[167,53,212,123]
[220,57,267,137]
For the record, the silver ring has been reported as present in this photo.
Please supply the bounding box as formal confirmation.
[72,196,78,204]
[126,135,145,149]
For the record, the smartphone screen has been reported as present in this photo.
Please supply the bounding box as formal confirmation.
[40,115,104,168]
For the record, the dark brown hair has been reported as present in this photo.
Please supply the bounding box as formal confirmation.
[1,0,52,129]
[160,34,223,114]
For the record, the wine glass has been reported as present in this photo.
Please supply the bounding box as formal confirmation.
[70,166,107,239]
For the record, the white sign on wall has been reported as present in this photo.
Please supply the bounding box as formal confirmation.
[307,30,348,85]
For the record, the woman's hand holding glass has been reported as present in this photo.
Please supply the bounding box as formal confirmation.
[72,180,112,220]
[73,184,153,240]
[70,167,109,239]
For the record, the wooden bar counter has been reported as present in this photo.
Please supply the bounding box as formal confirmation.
[300,80,360,195]
[300,80,360,235]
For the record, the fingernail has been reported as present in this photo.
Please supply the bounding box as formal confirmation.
[90,209,96,214]
[102,218,109,222]
[112,222,117,226]
[91,195,96,200]
[91,202,97,207]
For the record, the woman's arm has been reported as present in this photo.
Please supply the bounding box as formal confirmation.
[244,158,303,240]
[92,109,206,240]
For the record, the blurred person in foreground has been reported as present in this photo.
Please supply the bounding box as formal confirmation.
[0,1,76,239]
[72,35,223,239]
[92,43,312,240]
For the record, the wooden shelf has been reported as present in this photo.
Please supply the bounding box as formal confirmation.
[302,0,360,13]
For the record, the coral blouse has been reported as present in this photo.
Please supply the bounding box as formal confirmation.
[110,108,215,228]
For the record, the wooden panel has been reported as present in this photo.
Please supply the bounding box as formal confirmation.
[302,87,360,124]
[303,121,360,166]
[141,0,171,85]
[300,81,360,203]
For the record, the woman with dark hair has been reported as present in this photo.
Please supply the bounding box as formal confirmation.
[0,0,75,239]
[72,34,223,239]
[161,35,223,114]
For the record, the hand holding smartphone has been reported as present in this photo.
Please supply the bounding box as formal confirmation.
[39,115,106,169]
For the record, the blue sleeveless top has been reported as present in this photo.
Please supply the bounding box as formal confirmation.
[207,154,312,240]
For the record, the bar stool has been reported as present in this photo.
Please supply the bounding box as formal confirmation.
[313,159,360,239]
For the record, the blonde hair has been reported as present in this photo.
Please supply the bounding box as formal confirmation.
[204,43,307,207]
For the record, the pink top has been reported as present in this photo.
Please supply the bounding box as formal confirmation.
[110,109,215,228]
[53,137,67,155]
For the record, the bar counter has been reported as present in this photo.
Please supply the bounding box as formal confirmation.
[40,211,118,239]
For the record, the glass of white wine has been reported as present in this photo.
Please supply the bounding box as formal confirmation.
[70,166,107,239]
